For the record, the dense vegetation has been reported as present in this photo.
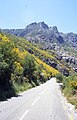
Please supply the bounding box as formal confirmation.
[56,73,77,109]
[63,74,77,109]
[0,32,59,100]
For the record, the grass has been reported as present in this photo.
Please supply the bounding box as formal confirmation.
[68,96,77,109]
[13,82,33,93]
[56,73,77,109]
[63,87,77,109]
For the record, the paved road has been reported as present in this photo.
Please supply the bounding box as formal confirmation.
[0,78,71,120]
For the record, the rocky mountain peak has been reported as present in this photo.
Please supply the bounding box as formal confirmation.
[52,26,58,33]
[26,22,37,29]
[38,22,49,29]
[25,22,49,30]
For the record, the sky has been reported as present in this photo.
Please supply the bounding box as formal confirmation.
[0,0,77,33]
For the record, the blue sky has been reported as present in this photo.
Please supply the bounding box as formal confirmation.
[0,0,77,33]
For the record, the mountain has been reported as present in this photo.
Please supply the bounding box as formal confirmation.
[3,22,77,50]
[2,22,77,74]
[3,22,64,45]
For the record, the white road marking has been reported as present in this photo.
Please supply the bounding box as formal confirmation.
[32,96,40,106]
[19,109,29,120]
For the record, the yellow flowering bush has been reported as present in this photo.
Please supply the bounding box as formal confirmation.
[69,81,77,89]
[34,55,59,77]
[0,34,10,43]
[13,61,23,75]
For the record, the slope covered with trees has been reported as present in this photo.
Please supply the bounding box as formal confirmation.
[0,32,59,100]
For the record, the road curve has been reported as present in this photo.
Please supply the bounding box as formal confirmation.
[0,78,71,120]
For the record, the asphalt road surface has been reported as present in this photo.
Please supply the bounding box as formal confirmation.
[0,78,72,120]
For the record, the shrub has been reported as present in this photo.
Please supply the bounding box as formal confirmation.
[55,73,64,83]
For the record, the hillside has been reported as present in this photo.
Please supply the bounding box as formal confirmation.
[6,33,74,76]
[0,32,59,100]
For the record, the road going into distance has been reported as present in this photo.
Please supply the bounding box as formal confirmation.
[0,78,73,120]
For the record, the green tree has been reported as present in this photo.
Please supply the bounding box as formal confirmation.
[0,34,19,99]
[23,54,36,83]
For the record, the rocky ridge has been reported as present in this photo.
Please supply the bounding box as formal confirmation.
[3,22,77,49]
